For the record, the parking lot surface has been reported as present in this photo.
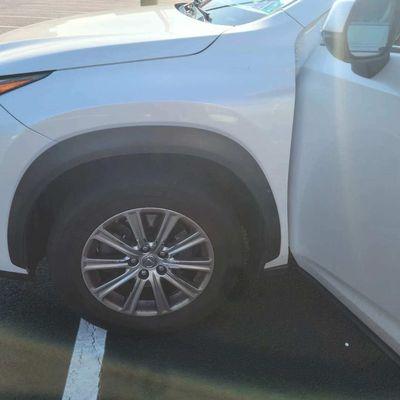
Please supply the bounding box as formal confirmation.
[99,268,400,400]
[1,265,400,400]
[0,1,400,399]
[0,0,174,35]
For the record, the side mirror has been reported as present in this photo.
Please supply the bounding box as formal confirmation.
[322,0,400,78]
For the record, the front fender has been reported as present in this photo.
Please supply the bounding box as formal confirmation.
[8,125,281,269]
[3,13,302,269]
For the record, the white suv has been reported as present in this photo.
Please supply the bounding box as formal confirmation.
[0,0,399,356]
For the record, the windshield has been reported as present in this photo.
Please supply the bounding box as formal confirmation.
[179,0,295,26]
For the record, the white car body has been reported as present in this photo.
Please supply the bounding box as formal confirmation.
[0,0,399,355]
[0,0,332,273]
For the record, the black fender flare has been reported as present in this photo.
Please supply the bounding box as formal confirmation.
[8,125,281,268]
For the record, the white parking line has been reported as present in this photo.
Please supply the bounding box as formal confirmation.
[62,319,107,400]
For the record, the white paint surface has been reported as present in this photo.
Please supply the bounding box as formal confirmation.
[62,319,107,400]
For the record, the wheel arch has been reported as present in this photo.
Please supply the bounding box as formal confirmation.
[8,125,281,270]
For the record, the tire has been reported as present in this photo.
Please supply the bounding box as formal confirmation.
[47,171,246,332]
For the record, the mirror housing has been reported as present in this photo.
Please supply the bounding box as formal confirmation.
[322,0,400,78]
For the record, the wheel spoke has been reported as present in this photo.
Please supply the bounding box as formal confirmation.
[164,271,200,299]
[93,228,140,257]
[154,211,180,251]
[150,273,170,314]
[166,232,206,256]
[94,269,138,299]
[82,258,129,272]
[163,259,212,272]
[126,211,147,248]
[123,278,146,314]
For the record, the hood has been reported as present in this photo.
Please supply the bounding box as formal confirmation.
[0,6,228,76]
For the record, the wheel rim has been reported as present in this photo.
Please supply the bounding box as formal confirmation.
[81,208,214,316]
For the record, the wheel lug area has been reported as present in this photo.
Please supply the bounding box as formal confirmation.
[139,269,150,279]
[141,244,151,253]
[158,251,168,259]
[156,265,167,275]
[128,257,139,267]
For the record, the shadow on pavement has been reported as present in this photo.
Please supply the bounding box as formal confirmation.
[0,263,78,400]
[101,268,400,400]
[0,263,399,400]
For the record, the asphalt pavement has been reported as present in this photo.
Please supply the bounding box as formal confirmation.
[0,263,399,400]
[0,0,174,35]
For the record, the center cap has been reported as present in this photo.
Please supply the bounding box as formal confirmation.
[141,254,158,269]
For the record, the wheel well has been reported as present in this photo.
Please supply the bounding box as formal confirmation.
[8,126,281,271]
[22,154,276,271]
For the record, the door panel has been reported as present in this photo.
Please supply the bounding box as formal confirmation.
[290,45,400,353]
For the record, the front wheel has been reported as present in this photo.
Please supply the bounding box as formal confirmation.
[47,177,245,332]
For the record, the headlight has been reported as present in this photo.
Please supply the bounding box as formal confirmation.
[0,71,52,95]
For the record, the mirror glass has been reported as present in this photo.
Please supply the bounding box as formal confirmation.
[347,0,395,58]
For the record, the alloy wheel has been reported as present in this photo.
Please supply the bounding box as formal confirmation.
[81,208,214,316]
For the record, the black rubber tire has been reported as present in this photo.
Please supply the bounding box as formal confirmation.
[47,172,245,333]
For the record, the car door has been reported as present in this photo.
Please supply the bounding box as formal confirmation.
[289,0,400,354]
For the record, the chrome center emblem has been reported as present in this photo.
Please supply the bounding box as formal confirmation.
[142,255,158,268]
